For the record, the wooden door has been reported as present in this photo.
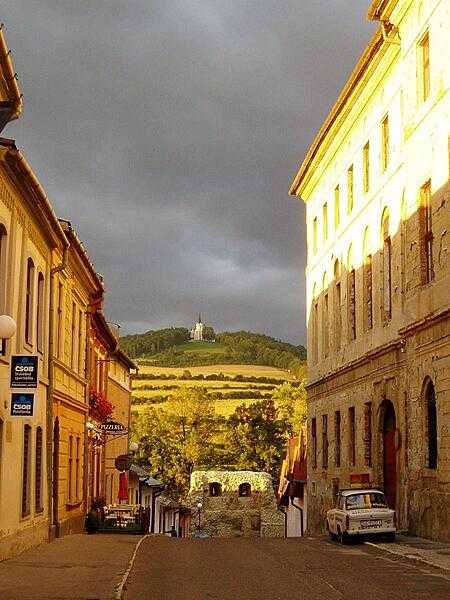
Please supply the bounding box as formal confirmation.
[383,402,396,510]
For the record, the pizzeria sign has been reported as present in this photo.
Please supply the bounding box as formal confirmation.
[100,420,127,434]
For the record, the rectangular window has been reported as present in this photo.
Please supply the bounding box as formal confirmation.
[348,407,356,467]
[381,115,389,171]
[35,427,43,512]
[334,186,340,229]
[312,217,318,255]
[363,142,370,193]
[364,403,372,467]
[419,180,434,284]
[311,418,317,469]
[322,203,328,242]
[334,411,341,468]
[22,425,32,517]
[419,31,430,103]
[347,166,354,213]
[36,274,45,353]
[348,269,356,341]
[322,414,328,469]
[68,435,73,503]
[75,437,80,501]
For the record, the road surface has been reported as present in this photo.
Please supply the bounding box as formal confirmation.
[123,535,450,600]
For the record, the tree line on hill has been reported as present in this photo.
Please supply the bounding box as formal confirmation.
[120,327,306,377]
[132,381,306,501]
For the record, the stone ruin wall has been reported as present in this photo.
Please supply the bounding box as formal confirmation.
[187,471,285,538]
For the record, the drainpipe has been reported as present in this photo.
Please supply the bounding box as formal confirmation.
[291,498,304,537]
[47,239,69,540]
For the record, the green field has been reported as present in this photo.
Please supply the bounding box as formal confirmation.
[172,341,226,354]
[131,362,295,418]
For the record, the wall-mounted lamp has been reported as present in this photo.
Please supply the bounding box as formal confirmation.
[0,314,17,340]
[86,421,94,431]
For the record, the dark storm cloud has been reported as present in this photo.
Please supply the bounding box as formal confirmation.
[3,1,374,343]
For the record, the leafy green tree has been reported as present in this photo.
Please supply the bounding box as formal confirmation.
[132,388,217,500]
[271,381,307,436]
[202,326,215,341]
[226,399,286,481]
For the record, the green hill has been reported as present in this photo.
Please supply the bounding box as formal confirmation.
[120,328,306,376]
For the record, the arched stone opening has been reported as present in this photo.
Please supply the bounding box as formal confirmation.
[379,400,397,510]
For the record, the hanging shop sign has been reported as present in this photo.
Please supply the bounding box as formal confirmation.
[115,454,133,472]
[100,420,127,434]
[10,393,35,417]
[10,355,39,388]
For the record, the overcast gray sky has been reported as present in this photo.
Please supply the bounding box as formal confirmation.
[3,1,374,344]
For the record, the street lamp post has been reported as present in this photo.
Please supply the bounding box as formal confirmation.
[197,502,202,530]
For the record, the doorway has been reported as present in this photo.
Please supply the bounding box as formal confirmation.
[382,401,397,510]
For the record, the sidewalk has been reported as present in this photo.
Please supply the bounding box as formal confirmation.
[0,533,141,600]
[366,534,450,572]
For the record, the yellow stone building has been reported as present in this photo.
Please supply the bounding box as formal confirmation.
[0,27,67,558]
[104,348,136,505]
[290,0,449,540]
[50,222,104,537]
[0,27,135,556]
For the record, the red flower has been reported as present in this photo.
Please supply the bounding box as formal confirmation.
[89,389,114,423]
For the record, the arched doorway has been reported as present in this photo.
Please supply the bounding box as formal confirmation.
[382,401,397,509]
[52,419,60,527]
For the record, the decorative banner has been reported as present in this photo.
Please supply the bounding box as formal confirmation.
[10,355,39,388]
[11,393,34,417]
[115,454,133,472]
[100,420,127,434]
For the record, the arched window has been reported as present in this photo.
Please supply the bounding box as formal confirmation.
[363,228,373,330]
[381,210,392,322]
[400,195,407,296]
[334,260,341,349]
[311,284,318,365]
[347,245,356,340]
[25,258,35,345]
[209,482,222,497]
[36,273,45,353]
[322,273,329,357]
[238,483,251,497]
[425,379,438,469]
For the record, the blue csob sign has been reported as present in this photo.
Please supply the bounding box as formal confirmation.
[11,393,34,417]
[10,355,39,388]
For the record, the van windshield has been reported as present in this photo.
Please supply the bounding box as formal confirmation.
[345,493,387,510]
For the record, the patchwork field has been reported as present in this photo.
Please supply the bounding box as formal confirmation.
[131,363,295,418]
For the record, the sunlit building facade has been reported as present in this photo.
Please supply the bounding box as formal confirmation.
[290,0,449,540]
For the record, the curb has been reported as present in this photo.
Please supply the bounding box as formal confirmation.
[115,535,149,599]
[364,541,450,573]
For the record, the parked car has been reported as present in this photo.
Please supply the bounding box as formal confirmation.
[326,489,395,544]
